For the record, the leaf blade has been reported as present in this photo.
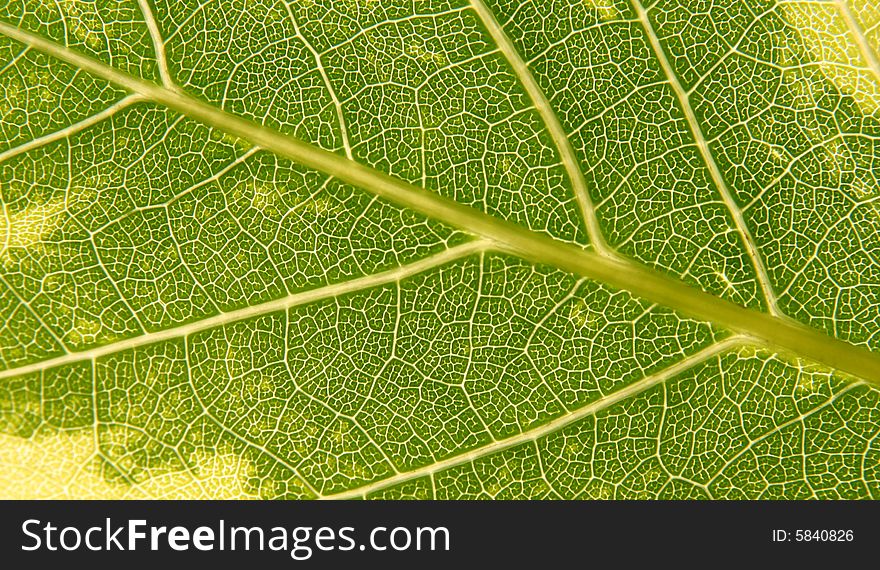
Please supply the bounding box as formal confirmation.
[2,0,880,499]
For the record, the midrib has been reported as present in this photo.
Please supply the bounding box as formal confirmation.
[2,21,880,387]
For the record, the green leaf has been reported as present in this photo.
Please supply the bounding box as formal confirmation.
[0,0,879,499]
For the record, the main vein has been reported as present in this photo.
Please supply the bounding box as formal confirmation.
[2,22,880,386]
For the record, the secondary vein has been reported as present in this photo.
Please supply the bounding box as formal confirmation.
[835,0,880,84]
[629,0,781,316]
[135,0,175,88]
[323,337,744,499]
[0,241,489,381]
[468,0,610,254]
[0,94,142,165]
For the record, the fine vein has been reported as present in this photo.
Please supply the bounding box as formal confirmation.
[705,380,863,495]
[2,21,880,387]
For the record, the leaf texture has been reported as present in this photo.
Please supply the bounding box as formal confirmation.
[0,0,879,499]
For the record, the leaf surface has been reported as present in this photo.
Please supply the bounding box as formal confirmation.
[0,0,879,499]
